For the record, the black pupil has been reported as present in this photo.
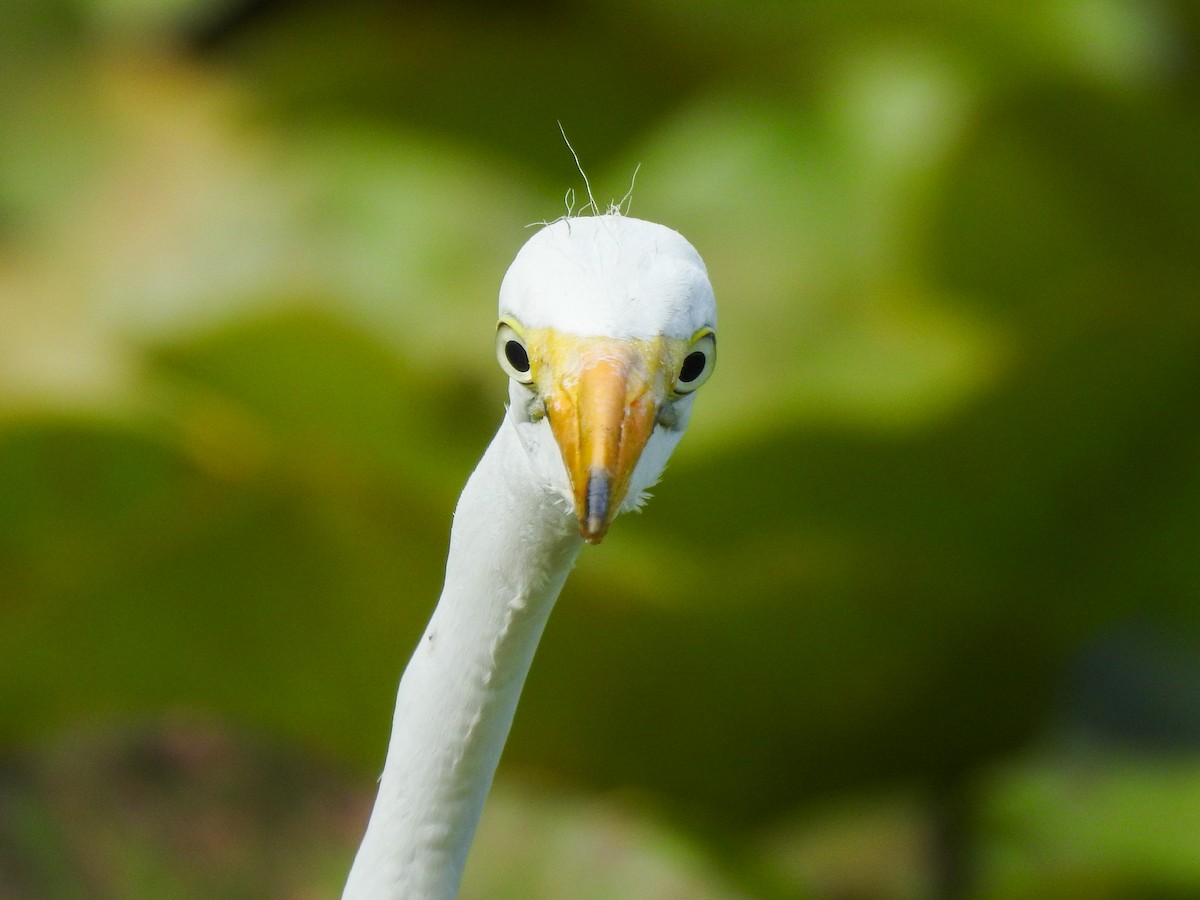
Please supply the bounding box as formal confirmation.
[679,350,707,383]
[505,340,530,373]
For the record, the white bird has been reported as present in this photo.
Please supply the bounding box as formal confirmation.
[343,213,717,899]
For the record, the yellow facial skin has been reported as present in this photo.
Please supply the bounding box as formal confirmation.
[517,326,691,544]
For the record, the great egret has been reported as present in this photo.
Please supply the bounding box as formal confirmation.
[343,213,717,899]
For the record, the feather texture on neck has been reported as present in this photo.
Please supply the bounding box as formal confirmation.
[343,415,581,899]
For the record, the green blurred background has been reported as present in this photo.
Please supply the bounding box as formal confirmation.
[2,0,1199,897]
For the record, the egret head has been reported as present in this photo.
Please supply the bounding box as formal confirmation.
[497,214,717,544]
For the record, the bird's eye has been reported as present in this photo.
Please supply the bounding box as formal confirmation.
[496,321,535,384]
[673,330,716,395]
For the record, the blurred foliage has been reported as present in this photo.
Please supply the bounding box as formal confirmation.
[1,0,1199,897]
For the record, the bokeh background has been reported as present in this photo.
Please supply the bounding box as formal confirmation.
[2,0,1199,897]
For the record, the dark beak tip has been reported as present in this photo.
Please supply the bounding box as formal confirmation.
[580,469,611,545]
[581,515,608,544]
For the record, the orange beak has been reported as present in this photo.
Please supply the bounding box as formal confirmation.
[542,338,662,544]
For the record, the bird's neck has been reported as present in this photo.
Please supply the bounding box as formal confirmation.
[344,414,582,900]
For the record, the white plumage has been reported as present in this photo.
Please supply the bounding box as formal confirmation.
[344,214,717,899]
[500,215,715,339]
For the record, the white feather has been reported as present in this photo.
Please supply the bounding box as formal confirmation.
[499,215,716,340]
[344,214,715,899]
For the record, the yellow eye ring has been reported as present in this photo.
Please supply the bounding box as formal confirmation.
[673,328,715,395]
[496,319,535,384]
